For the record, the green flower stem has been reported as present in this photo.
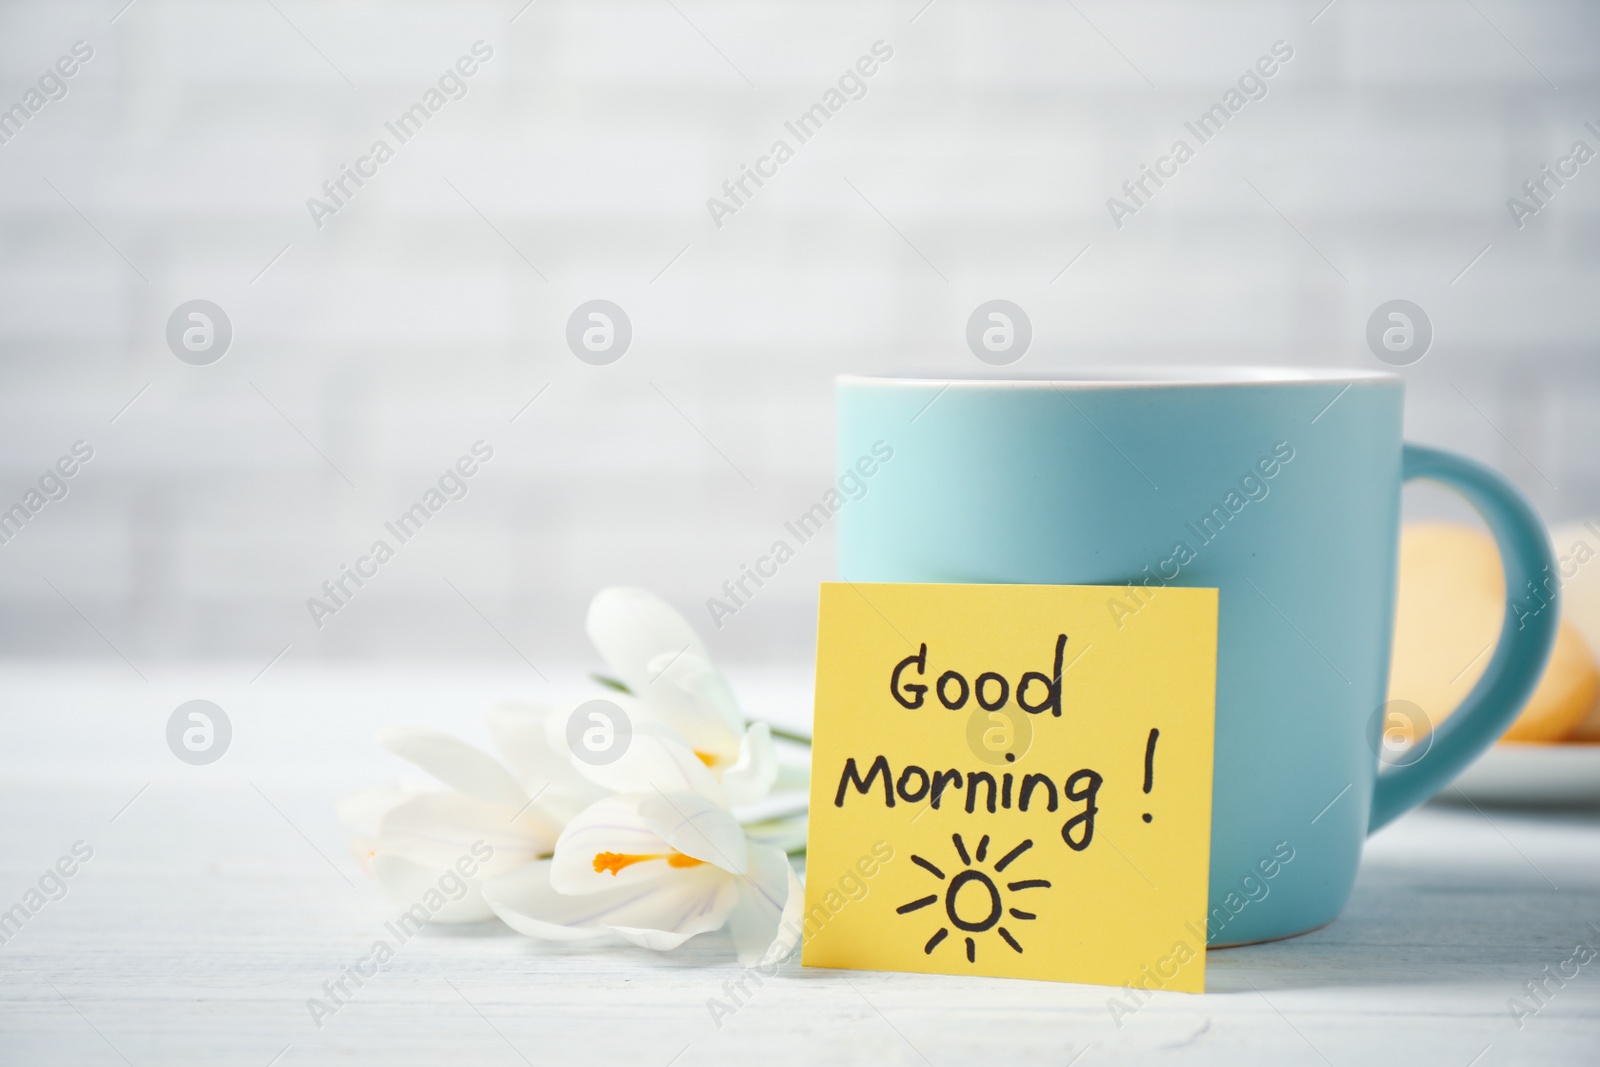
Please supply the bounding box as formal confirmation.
[756,720,812,745]
[590,673,632,695]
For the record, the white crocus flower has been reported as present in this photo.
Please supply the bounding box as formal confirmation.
[586,586,779,806]
[481,726,804,965]
[484,701,612,826]
[340,705,599,923]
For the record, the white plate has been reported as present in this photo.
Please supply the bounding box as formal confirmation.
[1445,743,1600,806]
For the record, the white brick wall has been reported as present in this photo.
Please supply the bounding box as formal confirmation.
[0,0,1596,667]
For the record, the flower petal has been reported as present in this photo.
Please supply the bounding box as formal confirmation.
[348,835,379,875]
[370,852,496,923]
[586,587,709,691]
[637,652,745,758]
[376,792,555,871]
[720,722,779,807]
[726,844,805,967]
[548,794,675,894]
[377,727,529,811]
[570,724,724,804]
[483,702,565,782]
[337,783,422,838]
[486,702,610,824]
[480,862,620,941]
[483,861,736,948]
[606,868,739,951]
[638,791,748,875]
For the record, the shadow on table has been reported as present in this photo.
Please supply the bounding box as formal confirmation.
[1208,810,1600,993]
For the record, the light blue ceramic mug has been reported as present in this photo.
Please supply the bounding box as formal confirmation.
[836,369,1558,944]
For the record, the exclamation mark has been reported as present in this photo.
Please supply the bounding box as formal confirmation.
[1141,728,1159,824]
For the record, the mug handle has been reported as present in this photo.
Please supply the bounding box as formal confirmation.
[1368,443,1560,831]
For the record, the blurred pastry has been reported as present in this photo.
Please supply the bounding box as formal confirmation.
[1549,520,1600,741]
[1387,523,1600,743]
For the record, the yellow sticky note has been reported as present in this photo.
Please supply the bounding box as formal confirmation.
[802,582,1217,991]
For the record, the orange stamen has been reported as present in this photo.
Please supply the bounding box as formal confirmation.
[693,750,718,767]
[593,850,706,875]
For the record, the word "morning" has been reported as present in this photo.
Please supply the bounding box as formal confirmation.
[835,755,1103,851]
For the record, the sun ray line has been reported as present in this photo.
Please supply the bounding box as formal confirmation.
[925,928,949,954]
[975,835,989,863]
[998,927,1023,953]
[993,838,1033,872]
[1008,879,1051,891]
[1009,908,1036,920]
[952,833,971,865]
[911,855,946,880]
[897,895,939,914]
[965,937,976,962]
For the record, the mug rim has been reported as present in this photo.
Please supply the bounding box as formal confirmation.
[838,366,1401,389]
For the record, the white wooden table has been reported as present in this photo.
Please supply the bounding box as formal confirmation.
[2,664,1597,1065]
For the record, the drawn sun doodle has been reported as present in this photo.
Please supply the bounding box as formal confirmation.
[898,833,1050,964]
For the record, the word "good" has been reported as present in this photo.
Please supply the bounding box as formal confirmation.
[891,635,1068,717]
